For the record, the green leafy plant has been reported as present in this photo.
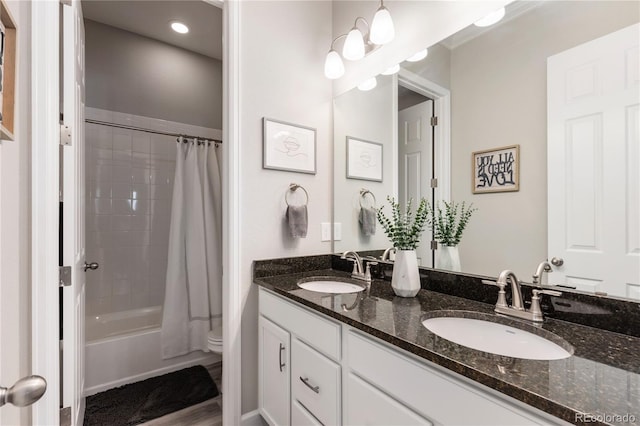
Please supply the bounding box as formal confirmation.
[376,196,430,250]
[431,201,477,247]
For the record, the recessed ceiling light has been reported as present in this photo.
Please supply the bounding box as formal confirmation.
[171,21,189,34]
[474,7,506,27]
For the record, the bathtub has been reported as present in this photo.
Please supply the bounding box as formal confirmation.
[84,306,220,396]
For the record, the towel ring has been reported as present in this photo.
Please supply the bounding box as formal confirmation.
[359,189,376,209]
[286,183,309,206]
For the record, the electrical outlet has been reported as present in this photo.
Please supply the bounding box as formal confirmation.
[321,223,331,241]
[334,223,342,241]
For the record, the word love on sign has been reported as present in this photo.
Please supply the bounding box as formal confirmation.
[472,145,520,194]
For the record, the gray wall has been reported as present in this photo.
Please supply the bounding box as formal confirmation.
[85,19,222,129]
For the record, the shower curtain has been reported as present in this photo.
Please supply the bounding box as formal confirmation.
[161,138,222,359]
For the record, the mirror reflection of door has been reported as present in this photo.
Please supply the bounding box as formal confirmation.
[548,23,640,299]
[398,87,433,267]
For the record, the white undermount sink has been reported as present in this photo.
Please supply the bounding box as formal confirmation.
[422,314,573,360]
[297,279,365,294]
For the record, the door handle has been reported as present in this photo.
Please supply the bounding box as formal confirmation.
[0,376,47,408]
[83,262,99,272]
[278,343,285,372]
[550,257,564,267]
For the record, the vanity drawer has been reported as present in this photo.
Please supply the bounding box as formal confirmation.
[292,337,341,426]
[260,288,341,360]
[346,330,552,425]
[292,399,323,426]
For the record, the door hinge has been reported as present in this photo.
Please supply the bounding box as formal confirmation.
[430,240,438,250]
[430,178,438,188]
[60,124,71,146]
[59,266,72,287]
[430,116,438,126]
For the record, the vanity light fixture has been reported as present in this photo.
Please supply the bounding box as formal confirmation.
[381,64,400,75]
[358,77,377,91]
[370,0,395,45]
[474,7,506,27]
[170,21,189,34]
[406,49,428,62]
[324,0,395,79]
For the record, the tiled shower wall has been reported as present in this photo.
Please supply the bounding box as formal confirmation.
[85,107,222,316]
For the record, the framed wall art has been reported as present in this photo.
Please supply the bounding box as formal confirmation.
[346,137,383,182]
[263,118,316,174]
[472,144,520,194]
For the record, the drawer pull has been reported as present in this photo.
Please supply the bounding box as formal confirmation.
[299,376,320,394]
[279,343,285,372]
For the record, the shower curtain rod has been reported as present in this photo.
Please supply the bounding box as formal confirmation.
[85,119,223,144]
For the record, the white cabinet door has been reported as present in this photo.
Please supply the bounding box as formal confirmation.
[259,316,290,426]
[345,373,431,426]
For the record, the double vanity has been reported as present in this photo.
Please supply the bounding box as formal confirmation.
[255,254,640,426]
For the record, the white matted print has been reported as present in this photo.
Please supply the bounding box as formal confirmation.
[347,137,383,182]
[263,118,316,174]
[472,144,520,193]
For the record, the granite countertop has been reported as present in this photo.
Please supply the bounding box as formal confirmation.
[254,267,640,426]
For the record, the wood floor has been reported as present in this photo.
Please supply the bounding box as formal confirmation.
[140,362,223,426]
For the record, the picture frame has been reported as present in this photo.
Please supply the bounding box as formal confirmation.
[472,144,520,194]
[263,118,316,174]
[346,137,383,182]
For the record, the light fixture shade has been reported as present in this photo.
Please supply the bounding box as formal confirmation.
[474,7,506,27]
[324,50,345,79]
[370,6,395,45]
[381,64,400,75]
[343,28,365,61]
[406,49,428,62]
[358,77,377,91]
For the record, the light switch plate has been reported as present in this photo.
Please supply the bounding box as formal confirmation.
[334,223,342,241]
[321,222,331,241]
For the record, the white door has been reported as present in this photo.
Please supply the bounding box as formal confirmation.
[547,23,640,299]
[61,1,86,424]
[398,99,433,267]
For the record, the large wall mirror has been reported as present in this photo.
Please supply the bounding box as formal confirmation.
[332,0,640,301]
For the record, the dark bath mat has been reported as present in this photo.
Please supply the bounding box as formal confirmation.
[84,365,219,426]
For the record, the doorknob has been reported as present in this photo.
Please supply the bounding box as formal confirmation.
[550,257,564,267]
[84,262,99,272]
[0,376,47,408]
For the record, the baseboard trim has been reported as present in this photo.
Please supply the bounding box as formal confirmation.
[83,353,219,396]
[241,410,267,426]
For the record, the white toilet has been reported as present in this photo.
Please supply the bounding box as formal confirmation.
[207,325,223,354]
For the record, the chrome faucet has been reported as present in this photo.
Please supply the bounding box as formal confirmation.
[532,261,552,285]
[381,247,396,262]
[341,251,372,283]
[494,269,562,322]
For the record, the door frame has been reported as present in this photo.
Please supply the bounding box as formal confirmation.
[397,69,452,205]
[31,1,243,424]
[31,1,61,424]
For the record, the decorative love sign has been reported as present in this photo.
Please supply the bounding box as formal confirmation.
[472,144,520,194]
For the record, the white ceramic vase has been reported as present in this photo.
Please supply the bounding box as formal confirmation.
[391,249,421,297]
[436,245,461,272]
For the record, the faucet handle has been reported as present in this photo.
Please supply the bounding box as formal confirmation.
[530,289,562,322]
[364,262,377,282]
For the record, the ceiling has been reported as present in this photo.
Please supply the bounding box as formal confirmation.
[82,0,223,60]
